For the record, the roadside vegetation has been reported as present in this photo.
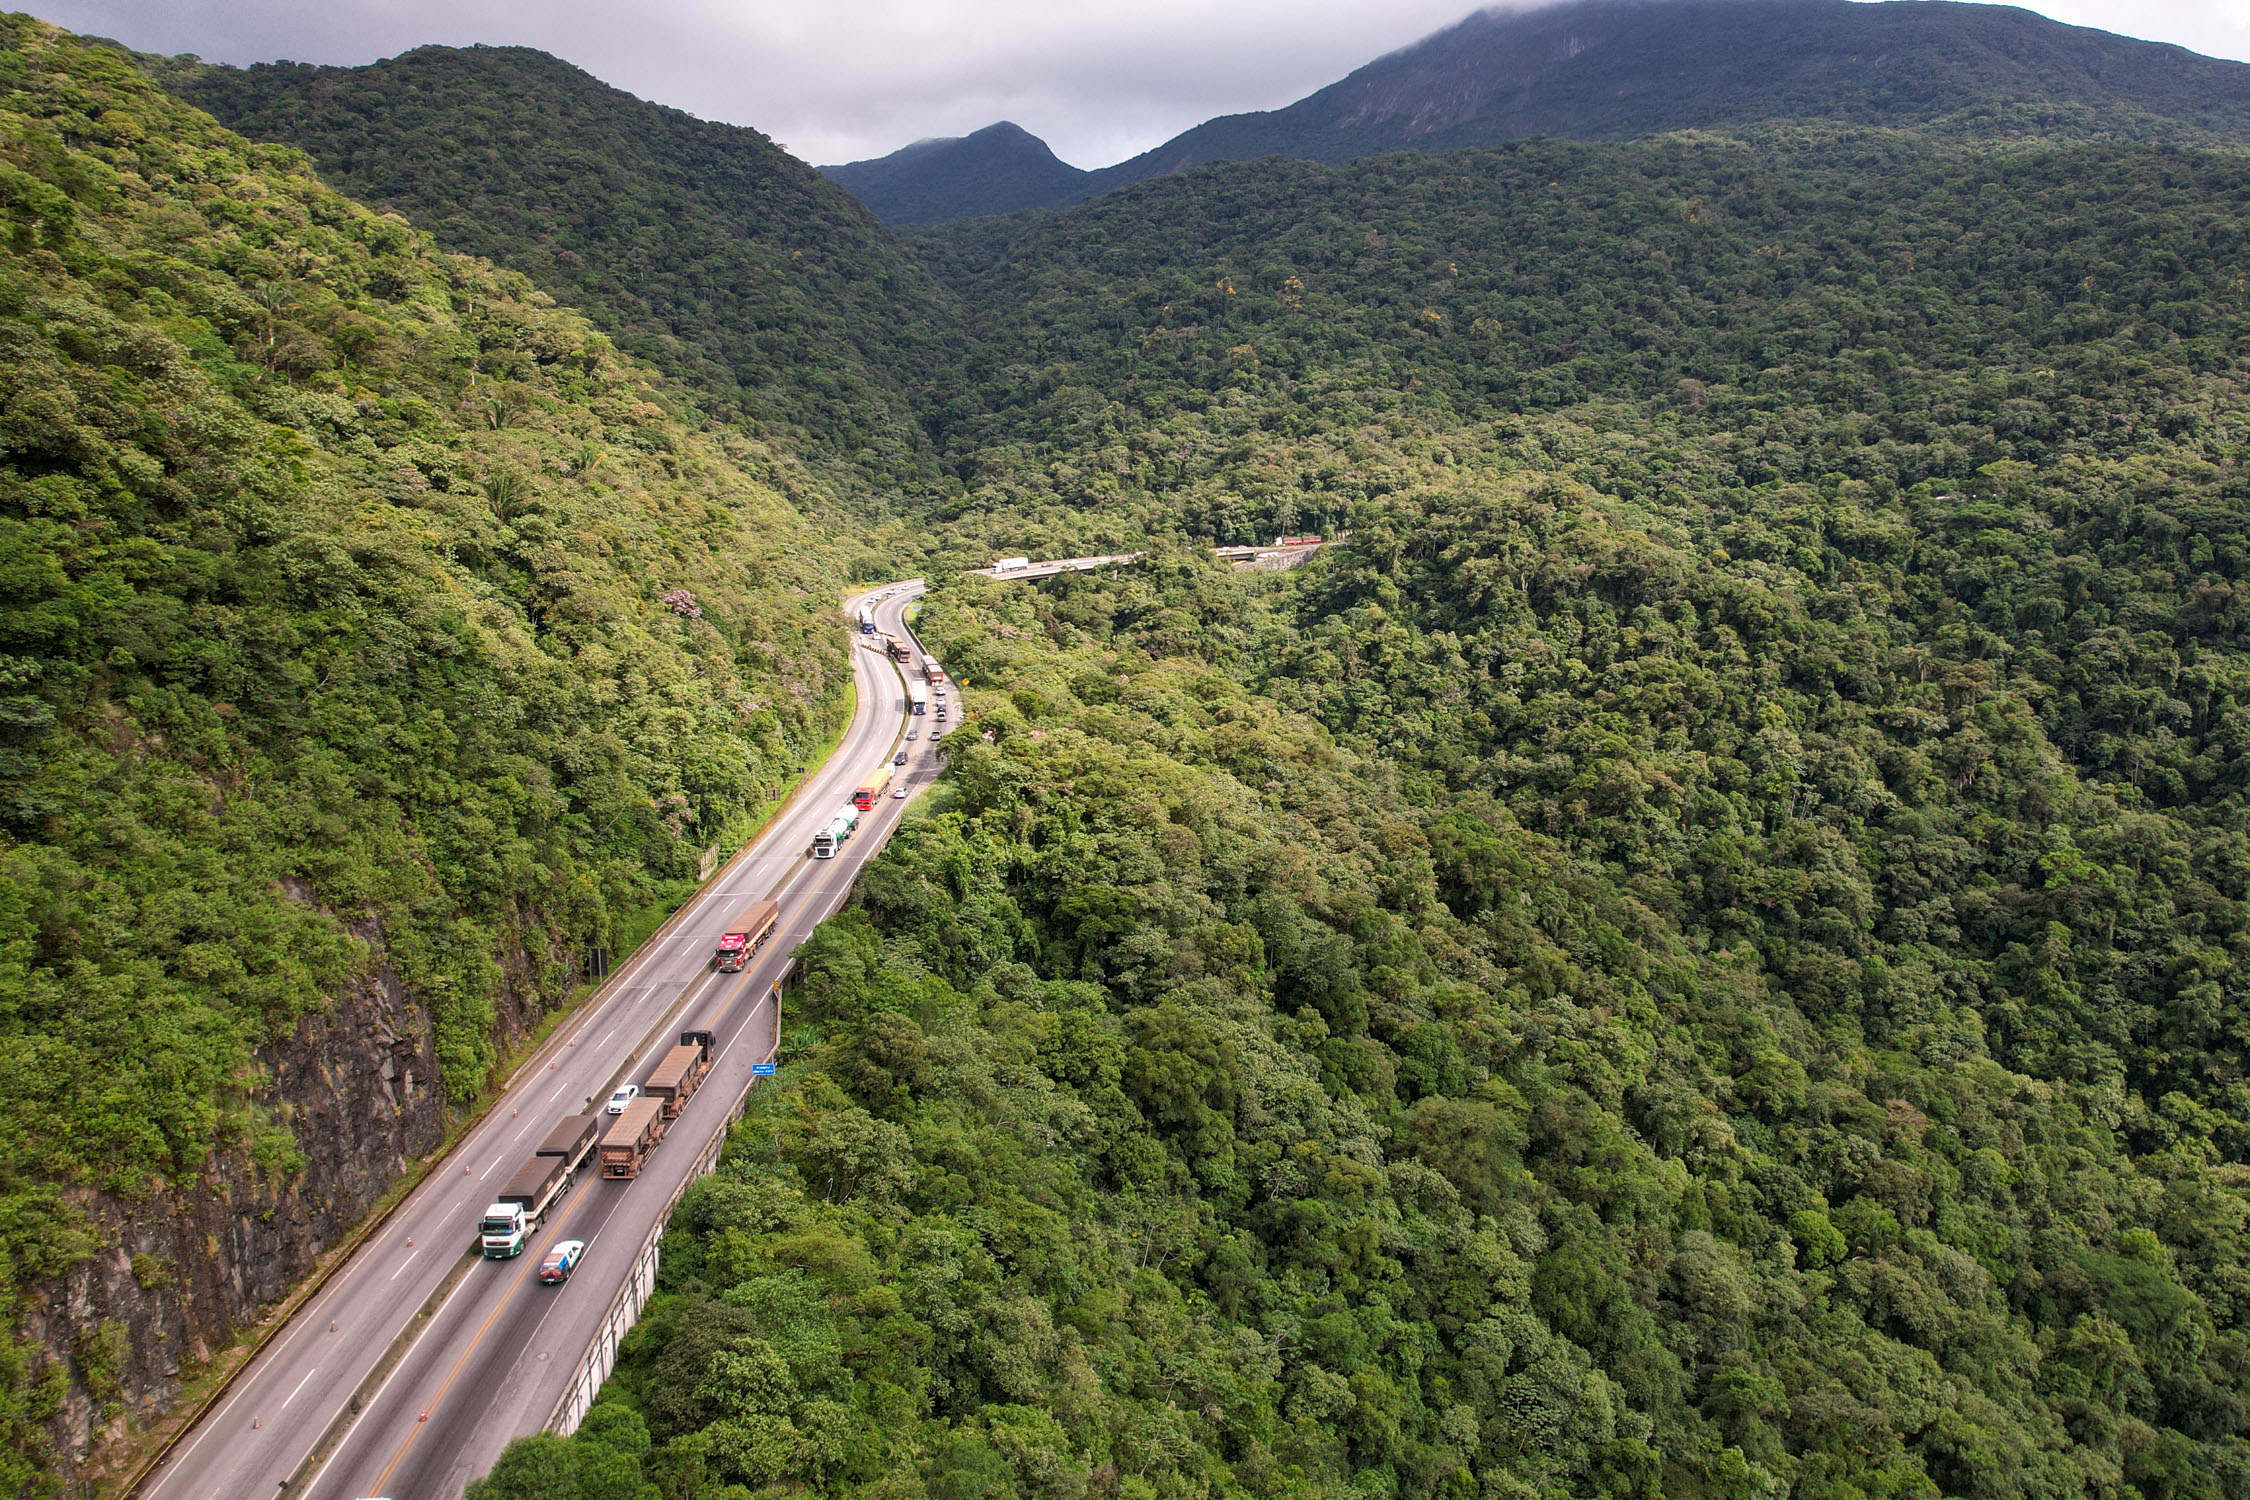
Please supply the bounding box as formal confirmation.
[0,21,853,1485]
[479,118,2250,1500]
[477,568,2250,1500]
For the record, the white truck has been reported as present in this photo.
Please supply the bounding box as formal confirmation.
[992,556,1031,572]
[478,1115,594,1258]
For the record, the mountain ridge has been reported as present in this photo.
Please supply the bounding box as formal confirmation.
[827,0,2250,223]
[152,43,955,486]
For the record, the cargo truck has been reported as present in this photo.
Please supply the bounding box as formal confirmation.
[645,1030,714,1118]
[481,1153,573,1258]
[852,763,895,810]
[713,899,780,972]
[811,806,859,859]
[536,1113,600,1171]
[599,1096,666,1179]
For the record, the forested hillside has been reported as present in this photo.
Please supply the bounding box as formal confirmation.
[475,127,2250,1500]
[1093,0,2250,186]
[0,18,858,1488]
[35,11,2250,1500]
[152,44,955,491]
[479,564,2250,1500]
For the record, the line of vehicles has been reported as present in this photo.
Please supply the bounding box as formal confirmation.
[479,1026,723,1271]
[480,593,926,1276]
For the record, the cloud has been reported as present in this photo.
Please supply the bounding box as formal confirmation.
[29,0,2250,169]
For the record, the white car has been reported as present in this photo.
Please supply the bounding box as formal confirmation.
[906,728,918,740]
[893,786,909,799]
[604,1083,640,1114]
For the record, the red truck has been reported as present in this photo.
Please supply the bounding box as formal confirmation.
[853,764,894,810]
[714,899,779,972]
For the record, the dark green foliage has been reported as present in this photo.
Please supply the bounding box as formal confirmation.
[0,18,850,1484]
[152,43,956,489]
[497,581,2249,1500]
[821,123,1094,228]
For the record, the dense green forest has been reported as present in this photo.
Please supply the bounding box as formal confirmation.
[0,20,861,1489]
[474,569,2250,1500]
[0,10,2233,1498]
[152,43,955,493]
[474,123,2250,1500]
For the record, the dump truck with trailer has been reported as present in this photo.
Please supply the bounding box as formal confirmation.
[536,1113,600,1171]
[481,1152,573,1258]
[645,1030,714,1119]
[599,1096,667,1179]
[713,899,780,972]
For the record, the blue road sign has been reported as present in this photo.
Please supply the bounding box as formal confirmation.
[751,1062,776,1075]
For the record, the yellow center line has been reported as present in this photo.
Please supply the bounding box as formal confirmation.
[364,1175,595,1496]
[359,624,906,1495]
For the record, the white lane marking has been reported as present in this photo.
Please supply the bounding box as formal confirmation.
[598,1027,617,1047]
[514,1116,536,1140]
[157,606,915,1499]
[480,1153,505,1180]
[281,1367,319,1410]
[390,1248,420,1281]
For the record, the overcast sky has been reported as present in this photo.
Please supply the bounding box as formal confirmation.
[30,0,2250,169]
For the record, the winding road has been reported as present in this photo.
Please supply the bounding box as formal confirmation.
[138,582,936,1500]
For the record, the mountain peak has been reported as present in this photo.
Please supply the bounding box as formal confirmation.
[824,0,2250,224]
[821,121,1089,224]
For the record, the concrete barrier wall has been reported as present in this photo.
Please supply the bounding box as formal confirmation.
[547,965,788,1436]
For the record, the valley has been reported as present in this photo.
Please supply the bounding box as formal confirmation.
[0,2,2247,1498]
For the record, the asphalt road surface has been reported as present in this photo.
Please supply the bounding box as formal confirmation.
[140,582,940,1500]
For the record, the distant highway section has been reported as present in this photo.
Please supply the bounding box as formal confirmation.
[968,536,1334,580]
[138,581,938,1500]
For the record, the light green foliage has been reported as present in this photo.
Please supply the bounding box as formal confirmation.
[0,17,848,1483]
[151,43,957,493]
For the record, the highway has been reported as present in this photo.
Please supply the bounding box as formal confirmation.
[139,582,938,1500]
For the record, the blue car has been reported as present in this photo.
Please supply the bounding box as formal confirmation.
[538,1239,585,1285]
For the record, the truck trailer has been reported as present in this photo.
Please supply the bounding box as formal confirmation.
[645,1030,714,1119]
[481,1153,572,1258]
[713,899,780,972]
[811,806,859,859]
[536,1113,600,1171]
[599,1096,667,1179]
[852,763,895,810]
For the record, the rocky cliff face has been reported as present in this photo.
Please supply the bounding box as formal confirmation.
[25,932,549,1491]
